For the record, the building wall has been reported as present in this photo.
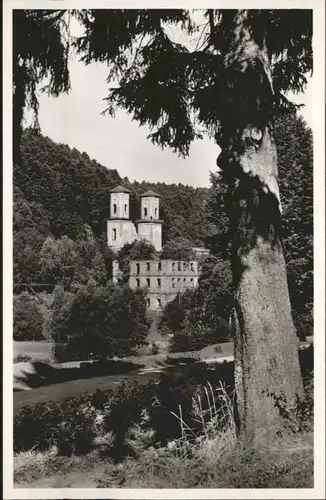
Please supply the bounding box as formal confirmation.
[110,192,130,219]
[129,259,200,310]
[140,196,160,221]
[137,222,162,251]
[107,220,138,251]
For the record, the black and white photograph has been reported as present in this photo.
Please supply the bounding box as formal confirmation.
[3,1,325,498]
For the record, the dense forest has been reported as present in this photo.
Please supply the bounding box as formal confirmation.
[14,112,313,342]
[13,129,211,290]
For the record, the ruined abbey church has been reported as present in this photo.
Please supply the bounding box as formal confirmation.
[107,185,208,311]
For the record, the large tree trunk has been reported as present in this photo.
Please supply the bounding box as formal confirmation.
[217,10,304,444]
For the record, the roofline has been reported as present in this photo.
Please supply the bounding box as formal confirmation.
[110,185,132,194]
[139,191,161,198]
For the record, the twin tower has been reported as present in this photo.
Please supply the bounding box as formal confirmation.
[107,185,163,252]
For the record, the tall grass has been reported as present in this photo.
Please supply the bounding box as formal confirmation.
[169,381,237,462]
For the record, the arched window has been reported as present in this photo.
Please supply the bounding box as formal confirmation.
[112,228,117,241]
[113,203,117,215]
[124,203,127,213]
[144,207,148,217]
[154,207,158,217]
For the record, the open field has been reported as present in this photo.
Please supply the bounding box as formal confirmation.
[14,341,49,362]
[14,370,161,415]
[14,337,313,364]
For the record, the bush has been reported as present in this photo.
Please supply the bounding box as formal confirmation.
[14,392,109,455]
[166,353,200,364]
[151,342,160,355]
[170,322,231,353]
[53,342,69,363]
[14,293,44,341]
[160,237,195,261]
[117,240,157,283]
[14,355,312,461]
[13,354,32,364]
[58,280,150,361]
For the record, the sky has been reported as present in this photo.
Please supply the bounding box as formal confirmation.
[24,17,313,188]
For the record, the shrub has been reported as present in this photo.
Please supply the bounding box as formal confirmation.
[151,342,160,355]
[103,380,153,459]
[14,402,63,453]
[14,292,44,341]
[160,237,195,261]
[170,326,219,353]
[13,354,32,363]
[14,392,111,455]
[166,353,200,364]
[117,240,157,283]
[53,342,69,363]
[266,387,314,436]
[60,280,150,361]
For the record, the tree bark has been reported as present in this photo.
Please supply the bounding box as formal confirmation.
[217,10,304,444]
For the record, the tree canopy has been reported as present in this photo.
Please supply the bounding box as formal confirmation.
[13,10,70,165]
[13,9,313,442]
[51,280,150,359]
[13,10,312,163]
[73,9,312,156]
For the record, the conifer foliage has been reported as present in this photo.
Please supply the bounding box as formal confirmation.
[13,9,313,441]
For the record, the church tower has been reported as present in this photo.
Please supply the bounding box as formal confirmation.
[137,190,162,251]
[107,185,137,251]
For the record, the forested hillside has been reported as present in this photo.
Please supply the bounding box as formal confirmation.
[13,129,211,290]
[14,113,313,343]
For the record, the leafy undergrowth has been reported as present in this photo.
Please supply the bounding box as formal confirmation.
[98,434,313,488]
[14,358,314,488]
[14,432,313,488]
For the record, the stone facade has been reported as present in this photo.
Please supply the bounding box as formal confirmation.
[136,221,162,252]
[129,259,200,310]
[107,184,208,310]
[107,185,163,252]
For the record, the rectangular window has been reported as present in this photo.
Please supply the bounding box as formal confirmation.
[177,278,181,283]
[157,278,161,288]
[136,278,140,288]
[112,228,117,241]
[183,278,186,282]
[178,262,182,271]
[147,298,150,307]
[172,278,176,288]
[146,278,150,287]
[190,262,195,272]
[146,262,150,271]
[157,298,162,308]
[172,262,176,271]
[136,263,140,274]
[190,278,194,285]
[157,262,162,271]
